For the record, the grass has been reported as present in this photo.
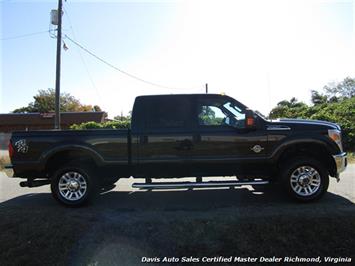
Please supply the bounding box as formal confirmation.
[0,206,354,266]
[347,152,355,163]
[0,156,10,170]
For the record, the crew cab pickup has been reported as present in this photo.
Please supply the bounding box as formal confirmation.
[7,94,347,206]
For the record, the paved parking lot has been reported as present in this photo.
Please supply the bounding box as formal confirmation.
[1,164,354,206]
[0,165,354,266]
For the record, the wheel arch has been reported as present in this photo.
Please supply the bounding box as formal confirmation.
[43,145,103,177]
[273,140,337,177]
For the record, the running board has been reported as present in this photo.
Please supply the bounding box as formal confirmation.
[132,180,269,189]
[20,179,50,188]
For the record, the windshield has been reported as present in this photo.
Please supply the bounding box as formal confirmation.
[254,110,267,120]
[223,102,245,120]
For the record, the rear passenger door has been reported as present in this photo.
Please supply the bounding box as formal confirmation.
[137,96,194,175]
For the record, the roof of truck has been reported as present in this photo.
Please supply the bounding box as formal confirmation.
[135,93,229,99]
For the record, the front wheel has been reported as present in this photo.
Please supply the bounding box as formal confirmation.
[51,165,96,207]
[280,157,329,202]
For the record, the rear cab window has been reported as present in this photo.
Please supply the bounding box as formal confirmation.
[143,96,194,132]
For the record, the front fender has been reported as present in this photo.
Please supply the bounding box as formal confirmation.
[270,135,339,162]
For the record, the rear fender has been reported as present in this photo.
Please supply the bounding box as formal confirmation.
[41,144,104,167]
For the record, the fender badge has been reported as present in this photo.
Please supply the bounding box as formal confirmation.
[14,139,29,153]
[251,145,264,153]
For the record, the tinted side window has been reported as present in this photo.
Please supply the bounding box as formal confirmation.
[145,97,191,129]
[197,97,246,128]
[198,105,227,126]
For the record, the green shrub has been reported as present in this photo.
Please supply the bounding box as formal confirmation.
[270,97,355,151]
[70,120,131,130]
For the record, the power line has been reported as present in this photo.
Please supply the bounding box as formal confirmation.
[0,30,50,41]
[63,6,103,105]
[64,34,192,90]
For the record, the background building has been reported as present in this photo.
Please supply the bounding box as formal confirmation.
[0,112,105,151]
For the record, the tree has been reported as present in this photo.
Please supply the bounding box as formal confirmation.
[269,98,308,119]
[268,77,355,151]
[311,77,355,105]
[324,77,355,99]
[309,97,355,150]
[311,90,327,105]
[114,111,132,121]
[93,105,102,112]
[13,88,102,113]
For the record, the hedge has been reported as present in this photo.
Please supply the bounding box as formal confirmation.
[70,120,130,130]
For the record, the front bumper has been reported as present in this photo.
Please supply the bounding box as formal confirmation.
[332,152,347,177]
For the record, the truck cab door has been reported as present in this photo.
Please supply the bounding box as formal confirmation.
[135,96,195,177]
[190,96,268,176]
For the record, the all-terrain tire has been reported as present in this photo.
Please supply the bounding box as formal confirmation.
[50,164,97,207]
[279,157,329,202]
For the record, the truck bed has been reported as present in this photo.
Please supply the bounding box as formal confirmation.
[10,129,130,177]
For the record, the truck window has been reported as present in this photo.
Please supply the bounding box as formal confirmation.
[145,97,191,130]
[198,98,246,128]
[198,105,226,126]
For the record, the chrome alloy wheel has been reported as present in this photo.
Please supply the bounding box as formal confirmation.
[58,171,87,201]
[290,166,321,196]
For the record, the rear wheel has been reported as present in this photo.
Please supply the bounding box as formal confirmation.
[280,157,329,202]
[51,165,97,207]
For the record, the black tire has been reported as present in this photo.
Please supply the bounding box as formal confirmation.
[50,164,97,207]
[279,157,329,202]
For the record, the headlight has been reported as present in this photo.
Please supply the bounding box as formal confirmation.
[328,129,343,151]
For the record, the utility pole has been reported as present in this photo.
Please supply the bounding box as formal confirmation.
[54,0,63,129]
[205,83,208,94]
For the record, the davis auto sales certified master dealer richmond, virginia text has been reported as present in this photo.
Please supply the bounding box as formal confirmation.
[141,256,352,263]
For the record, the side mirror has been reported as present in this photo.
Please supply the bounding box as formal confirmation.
[225,117,230,125]
[245,109,257,129]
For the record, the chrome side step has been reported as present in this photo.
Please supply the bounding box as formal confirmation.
[132,180,269,189]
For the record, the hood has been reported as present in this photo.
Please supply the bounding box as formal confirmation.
[269,118,340,131]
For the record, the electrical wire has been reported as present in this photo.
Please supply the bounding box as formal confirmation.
[1,3,196,91]
[63,6,103,105]
[0,30,50,41]
[64,34,193,90]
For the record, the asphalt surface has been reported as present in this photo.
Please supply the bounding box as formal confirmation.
[0,164,354,207]
[0,164,354,265]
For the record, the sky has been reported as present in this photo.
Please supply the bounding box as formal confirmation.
[0,0,354,118]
